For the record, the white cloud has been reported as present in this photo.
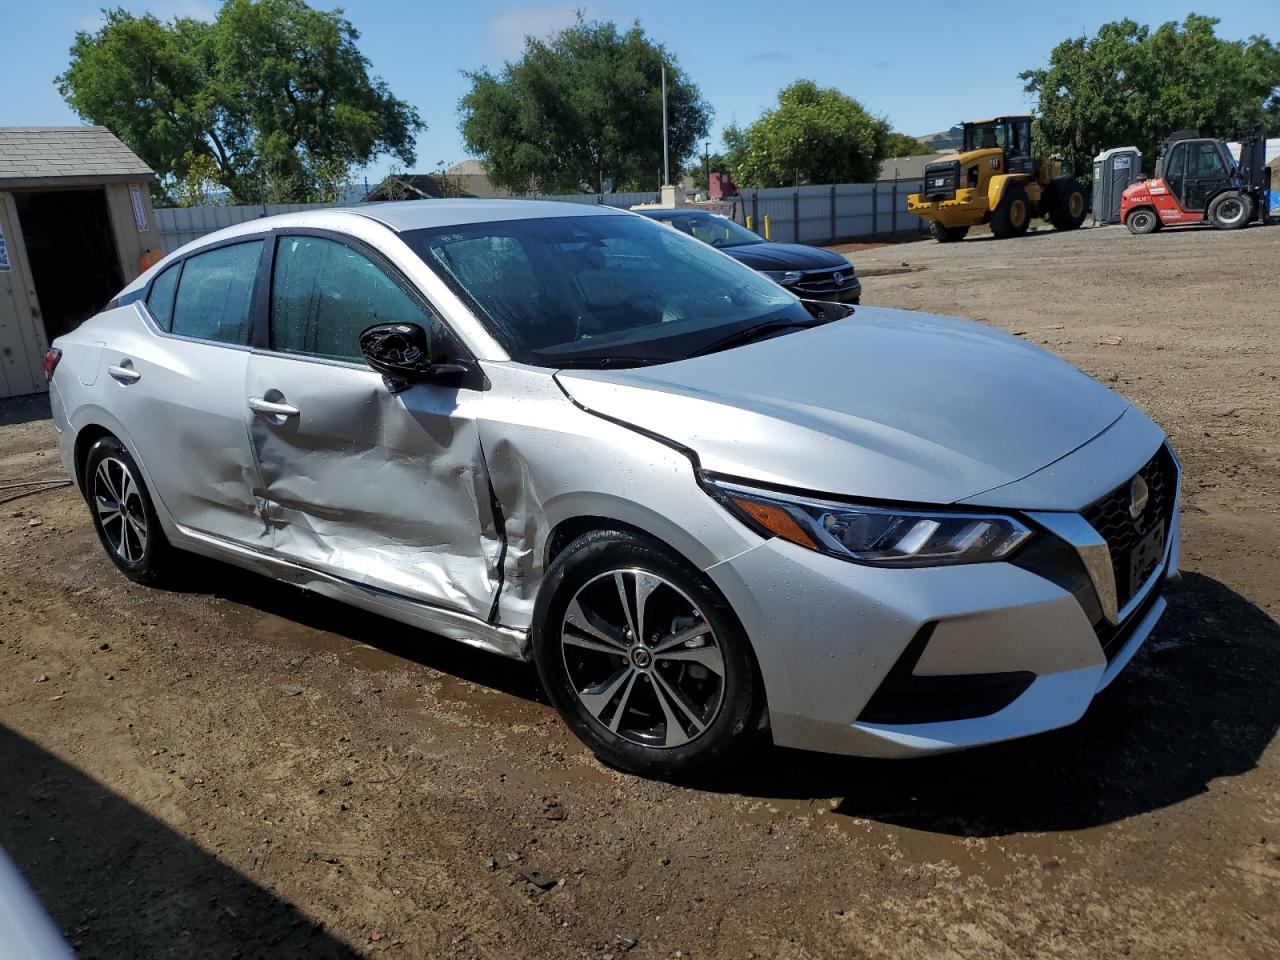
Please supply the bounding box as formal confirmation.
[489,3,583,59]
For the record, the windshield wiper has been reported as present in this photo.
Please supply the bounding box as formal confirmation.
[690,318,823,358]
[549,355,667,369]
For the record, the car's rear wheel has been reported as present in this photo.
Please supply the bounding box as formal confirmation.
[533,530,765,778]
[84,435,171,584]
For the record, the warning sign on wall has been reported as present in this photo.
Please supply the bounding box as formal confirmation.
[129,184,150,232]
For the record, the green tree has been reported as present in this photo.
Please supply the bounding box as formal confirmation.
[57,0,423,203]
[721,80,890,188]
[685,151,725,191]
[460,18,711,194]
[1021,14,1280,177]
[883,132,931,157]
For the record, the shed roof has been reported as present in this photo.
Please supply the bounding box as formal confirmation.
[0,126,154,189]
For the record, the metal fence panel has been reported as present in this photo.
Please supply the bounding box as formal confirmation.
[154,180,925,253]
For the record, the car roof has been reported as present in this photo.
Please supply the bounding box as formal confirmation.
[352,198,628,232]
[116,199,632,302]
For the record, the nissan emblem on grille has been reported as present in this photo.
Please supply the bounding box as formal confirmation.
[1128,474,1149,522]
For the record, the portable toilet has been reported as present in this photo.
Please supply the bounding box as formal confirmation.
[1091,147,1142,224]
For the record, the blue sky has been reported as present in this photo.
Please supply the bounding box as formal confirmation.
[2,0,1273,186]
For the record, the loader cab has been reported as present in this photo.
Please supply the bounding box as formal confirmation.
[1155,134,1238,214]
[962,116,1035,175]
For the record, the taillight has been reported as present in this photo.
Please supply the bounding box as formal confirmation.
[44,348,62,382]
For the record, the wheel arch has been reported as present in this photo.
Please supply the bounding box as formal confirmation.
[1125,204,1160,225]
[539,512,771,708]
[986,173,1033,212]
[67,411,179,538]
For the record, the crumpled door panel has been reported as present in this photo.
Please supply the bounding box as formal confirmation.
[245,353,501,617]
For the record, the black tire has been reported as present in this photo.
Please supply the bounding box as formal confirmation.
[1126,207,1161,235]
[83,435,172,585]
[990,184,1032,239]
[929,221,969,243]
[532,529,765,779]
[1048,175,1088,230]
[1207,191,1253,230]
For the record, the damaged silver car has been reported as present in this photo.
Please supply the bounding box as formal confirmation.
[47,200,1180,777]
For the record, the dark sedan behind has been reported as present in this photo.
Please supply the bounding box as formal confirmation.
[639,209,860,304]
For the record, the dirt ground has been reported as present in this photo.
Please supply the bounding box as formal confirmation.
[2,222,1279,960]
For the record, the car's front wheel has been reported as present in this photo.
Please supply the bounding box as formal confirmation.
[533,530,765,778]
[84,435,171,584]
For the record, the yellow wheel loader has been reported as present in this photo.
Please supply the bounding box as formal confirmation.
[907,116,1088,242]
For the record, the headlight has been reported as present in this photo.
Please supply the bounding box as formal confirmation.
[762,270,802,286]
[707,479,1032,567]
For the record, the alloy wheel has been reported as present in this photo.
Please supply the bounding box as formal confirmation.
[93,456,149,564]
[560,569,725,749]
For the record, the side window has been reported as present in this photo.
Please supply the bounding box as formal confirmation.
[1193,143,1226,177]
[270,235,431,362]
[170,241,263,344]
[146,262,181,331]
[1165,143,1186,179]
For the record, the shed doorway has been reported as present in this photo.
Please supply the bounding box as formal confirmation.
[14,188,124,341]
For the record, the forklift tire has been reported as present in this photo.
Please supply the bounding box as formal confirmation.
[1125,207,1161,235]
[1208,191,1253,230]
[929,222,970,243]
[990,185,1032,239]
[1049,176,1088,231]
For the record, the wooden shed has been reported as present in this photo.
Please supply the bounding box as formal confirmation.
[0,126,159,399]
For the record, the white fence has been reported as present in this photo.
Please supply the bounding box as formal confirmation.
[153,183,925,253]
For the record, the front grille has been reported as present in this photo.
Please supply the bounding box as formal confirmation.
[1095,574,1166,663]
[921,160,960,201]
[793,267,859,296]
[1081,445,1177,611]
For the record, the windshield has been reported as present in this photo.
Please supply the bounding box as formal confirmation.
[403,213,806,367]
[964,122,1004,152]
[650,213,763,249]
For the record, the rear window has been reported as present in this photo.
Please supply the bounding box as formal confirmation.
[170,241,263,345]
[146,262,181,331]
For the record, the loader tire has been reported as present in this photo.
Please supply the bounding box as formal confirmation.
[929,222,969,243]
[1049,176,1088,230]
[990,185,1032,239]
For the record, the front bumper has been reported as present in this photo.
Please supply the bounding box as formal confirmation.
[702,446,1180,758]
[907,188,988,226]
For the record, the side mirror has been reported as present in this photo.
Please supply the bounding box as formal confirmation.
[359,322,469,390]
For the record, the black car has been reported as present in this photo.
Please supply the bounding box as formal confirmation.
[638,208,860,304]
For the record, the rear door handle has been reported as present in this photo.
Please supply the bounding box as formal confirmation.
[248,396,300,418]
[107,360,141,384]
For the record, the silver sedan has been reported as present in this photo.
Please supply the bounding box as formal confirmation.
[46,200,1179,777]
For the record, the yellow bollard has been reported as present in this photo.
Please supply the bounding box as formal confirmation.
[764,214,771,240]
[746,215,753,231]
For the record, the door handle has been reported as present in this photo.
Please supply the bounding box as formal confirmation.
[248,396,300,418]
[107,360,141,384]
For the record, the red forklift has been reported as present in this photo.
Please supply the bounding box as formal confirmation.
[1120,125,1271,234]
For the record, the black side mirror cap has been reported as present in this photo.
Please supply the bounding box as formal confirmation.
[359,322,476,392]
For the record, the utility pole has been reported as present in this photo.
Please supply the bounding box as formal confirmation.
[704,141,710,188]
[661,63,670,186]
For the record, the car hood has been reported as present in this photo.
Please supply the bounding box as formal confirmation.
[723,242,852,272]
[555,307,1130,505]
